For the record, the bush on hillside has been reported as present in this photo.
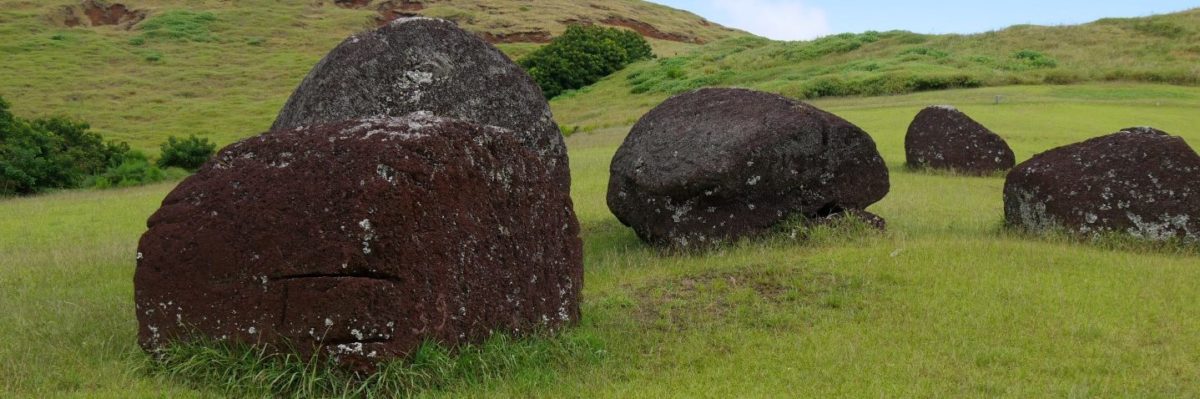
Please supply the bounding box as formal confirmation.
[519,25,654,98]
[92,151,188,189]
[1010,50,1058,69]
[0,96,131,195]
[157,134,216,171]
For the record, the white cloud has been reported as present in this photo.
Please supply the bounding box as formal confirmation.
[708,0,831,41]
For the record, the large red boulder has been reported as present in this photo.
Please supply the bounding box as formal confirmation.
[135,114,583,370]
[1004,127,1200,241]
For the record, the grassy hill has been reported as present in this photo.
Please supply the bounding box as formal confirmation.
[0,0,743,153]
[552,8,1200,131]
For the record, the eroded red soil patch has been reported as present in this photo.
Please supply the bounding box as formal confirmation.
[374,0,426,26]
[600,16,703,44]
[51,0,147,29]
[479,30,552,44]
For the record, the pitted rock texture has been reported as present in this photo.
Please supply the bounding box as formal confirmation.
[272,17,569,190]
[607,88,890,248]
[135,114,583,371]
[905,105,1015,175]
[1004,127,1200,241]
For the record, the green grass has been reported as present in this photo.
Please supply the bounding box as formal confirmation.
[3,84,1199,397]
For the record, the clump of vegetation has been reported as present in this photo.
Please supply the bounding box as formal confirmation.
[91,151,188,189]
[519,25,654,98]
[1009,50,1058,69]
[133,10,219,43]
[0,96,200,196]
[148,333,603,397]
[157,134,216,171]
[771,32,883,61]
[0,96,130,195]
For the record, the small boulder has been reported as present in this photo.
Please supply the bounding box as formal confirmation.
[905,105,1015,175]
[135,114,583,371]
[1004,127,1200,241]
[272,17,569,190]
[607,88,890,248]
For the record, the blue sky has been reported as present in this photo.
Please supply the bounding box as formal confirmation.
[647,0,1200,40]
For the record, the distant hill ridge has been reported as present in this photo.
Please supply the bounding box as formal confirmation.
[551,7,1200,130]
[1,1,1198,153]
[326,0,746,45]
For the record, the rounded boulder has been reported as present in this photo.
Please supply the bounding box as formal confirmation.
[607,88,890,248]
[905,105,1015,175]
[271,17,569,190]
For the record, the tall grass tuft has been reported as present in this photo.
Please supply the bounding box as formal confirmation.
[144,332,605,398]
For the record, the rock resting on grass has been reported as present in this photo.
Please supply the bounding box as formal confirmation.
[607,88,890,248]
[905,105,1015,175]
[1004,126,1200,241]
[271,16,570,192]
[134,114,583,372]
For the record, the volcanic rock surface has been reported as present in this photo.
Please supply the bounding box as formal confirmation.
[607,88,890,248]
[905,105,1015,175]
[1004,127,1200,241]
[135,114,583,371]
[272,17,570,190]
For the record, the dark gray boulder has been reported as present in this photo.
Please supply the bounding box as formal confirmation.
[136,113,583,372]
[905,105,1015,175]
[271,17,569,189]
[1004,127,1200,241]
[607,88,890,248]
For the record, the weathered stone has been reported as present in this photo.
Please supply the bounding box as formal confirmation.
[1004,127,1200,241]
[135,114,583,371]
[272,17,569,190]
[607,88,890,248]
[905,105,1015,175]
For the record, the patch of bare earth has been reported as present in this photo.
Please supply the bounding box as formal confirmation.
[374,0,425,26]
[49,0,147,29]
[600,16,703,44]
[333,0,372,9]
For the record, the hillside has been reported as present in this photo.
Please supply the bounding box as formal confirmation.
[0,0,744,152]
[2,2,1199,154]
[552,8,1200,130]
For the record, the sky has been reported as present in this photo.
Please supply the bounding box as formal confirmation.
[647,0,1200,40]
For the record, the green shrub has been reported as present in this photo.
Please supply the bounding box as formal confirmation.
[519,25,654,98]
[136,10,218,43]
[901,47,950,58]
[91,151,186,189]
[0,96,131,196]
[1010,50,1058,69]
[157,134,216,171]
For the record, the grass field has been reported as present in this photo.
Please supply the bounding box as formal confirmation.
[3,83,1198,397]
